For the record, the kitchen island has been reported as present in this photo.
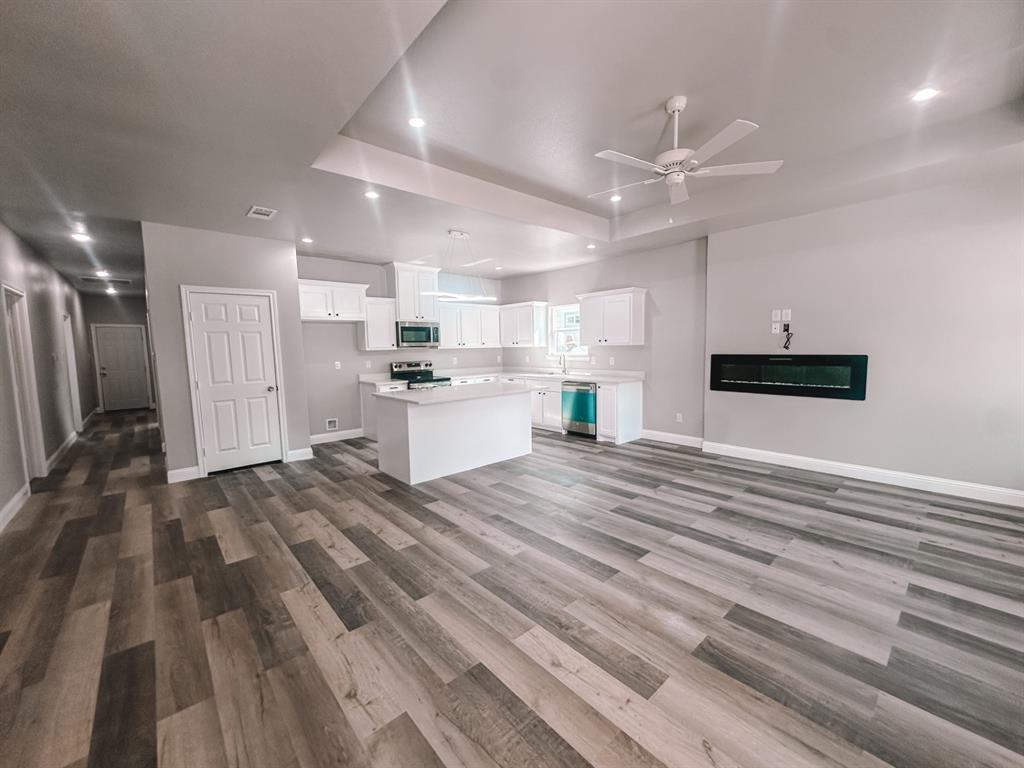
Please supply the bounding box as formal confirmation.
[373,381,533,484]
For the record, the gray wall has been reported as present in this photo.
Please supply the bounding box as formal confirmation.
[705,175,1024,490]
[298,255,502,435]
[143,222,311,472]
[0,220,95,513]
[82,293,156,404]
[499,241,708,438]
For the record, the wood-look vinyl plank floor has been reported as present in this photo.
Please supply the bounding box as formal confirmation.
[1,411,1021,768]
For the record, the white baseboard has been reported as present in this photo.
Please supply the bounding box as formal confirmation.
[45,429,79,473]
[640,429,704,448]
[310,428,364,445]
[0,483,30,533]
[167,465,202,484]
[286,447,315,462]
[81,408,98,430]
[701,441,1024,508]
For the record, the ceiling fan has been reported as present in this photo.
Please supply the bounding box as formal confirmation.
[590,96,783,205]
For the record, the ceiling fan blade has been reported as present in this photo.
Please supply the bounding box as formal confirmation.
[595,149,665,174]
[690,160,783,177]
[689,119,759,165]
[587,177,661,198]
[668,179,689,205]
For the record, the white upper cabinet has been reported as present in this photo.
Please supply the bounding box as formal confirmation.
[499,301,546,347]
[578,287,646,346]
[360,297,397,351]
[479,306,500,347]
[439,303,499,348]
[299,280,369,321]
[387,263,440,321]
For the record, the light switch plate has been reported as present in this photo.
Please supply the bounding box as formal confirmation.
[365,360,371,369]
[771,309,781,322]
[782,309,792,321]
[609,356,615,366]
[675,412,683,423]
[334,361,341,370]
[771,322,781,334]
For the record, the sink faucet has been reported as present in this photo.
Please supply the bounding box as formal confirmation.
[558,354,568,375]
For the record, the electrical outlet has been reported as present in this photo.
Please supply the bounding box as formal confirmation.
[782,308,792,321]
[333,361,341,370]
[675,412,683,423]
[771,309,781,322]
[452,356,458,365]
[771,322,780,334]
[365,360,371,369]
[525,355,530,363]
[496,354,502,363]
[590,356,596,364]
[609,356,615,366]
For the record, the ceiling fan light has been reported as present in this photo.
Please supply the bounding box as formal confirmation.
[610,195,622,203]
[911,87,939,102]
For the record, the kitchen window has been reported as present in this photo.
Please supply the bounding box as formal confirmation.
[549,304,588,357]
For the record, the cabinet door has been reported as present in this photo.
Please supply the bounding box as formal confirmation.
[479,307,500,347]
[364,300,396,350]
[543,389,563,428]
[395,268,419,320]
[331,284,365,320]
[601,294,633,345]
[439,304,460,349]
[597,384,617,439]
[499,307,516,347]
[298,283,334,319]
[530,390,545,425]
[579,295,603,346]
[514,305,535,346]
[458,306,482,347]
[417,270,439,321]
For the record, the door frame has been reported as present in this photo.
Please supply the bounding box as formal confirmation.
[62,313,83,430]
[91,323,155,413]
[2,283,47,479]
[180,285,289,478]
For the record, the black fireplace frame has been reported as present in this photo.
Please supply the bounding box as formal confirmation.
[709,354,868,400]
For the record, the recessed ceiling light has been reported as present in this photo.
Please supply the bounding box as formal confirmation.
[71,232,92,243]
[105,286,117,295]
[911,87,939,102]
[300,237,313,244]
[408,116,426,128]
[610,195,622,203]
[494,266,503,271]
[364,190,380,199]
[95,269,110,277]
[586,244,596,250]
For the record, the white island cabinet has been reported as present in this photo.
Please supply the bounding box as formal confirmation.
[374,382,532,484]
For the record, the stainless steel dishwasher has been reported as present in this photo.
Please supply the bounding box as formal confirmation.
[562,381,597,437]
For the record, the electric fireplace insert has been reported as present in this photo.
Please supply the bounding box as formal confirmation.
[710,354,868,400]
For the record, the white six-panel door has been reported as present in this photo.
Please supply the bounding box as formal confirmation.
[187,291,283,472]
[94,325,151,411]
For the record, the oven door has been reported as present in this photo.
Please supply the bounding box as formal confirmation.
[396,322,440,348]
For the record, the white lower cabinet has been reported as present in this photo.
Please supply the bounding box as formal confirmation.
[595,381,643,444]
[359,380,408,440]
[531,388,563,431]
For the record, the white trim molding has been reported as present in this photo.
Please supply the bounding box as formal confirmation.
[701,442,1024,508]
[167,466,202,484]
[310,428,364,445]
[286,447,314,462]
[82,408,98,430]
[0,483,30,533]
[46,430,79,473]
[640,429,704,448]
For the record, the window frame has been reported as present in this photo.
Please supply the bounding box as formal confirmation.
[547,303,589,359]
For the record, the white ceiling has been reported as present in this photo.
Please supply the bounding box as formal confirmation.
[0,0,1020,283]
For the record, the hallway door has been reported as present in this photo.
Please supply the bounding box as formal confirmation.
[93,324,151,411]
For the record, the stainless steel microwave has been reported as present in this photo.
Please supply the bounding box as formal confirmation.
[396,321,440,348]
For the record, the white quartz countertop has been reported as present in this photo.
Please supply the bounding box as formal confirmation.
[359,368,644,386]
[372,381,533,406]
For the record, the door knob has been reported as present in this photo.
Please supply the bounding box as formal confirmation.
[267,385,276,392]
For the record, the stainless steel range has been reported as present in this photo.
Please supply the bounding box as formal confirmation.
[390,360,452,390]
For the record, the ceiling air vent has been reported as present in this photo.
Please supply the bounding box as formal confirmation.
[80,276,132,285]
[246,205,278,220]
